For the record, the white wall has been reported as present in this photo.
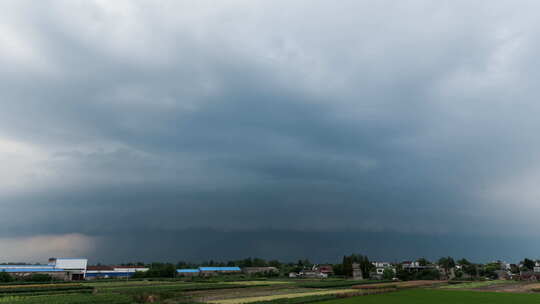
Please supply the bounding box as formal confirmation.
[53,258,88,270]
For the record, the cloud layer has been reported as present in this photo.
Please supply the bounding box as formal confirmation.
[1,0,540,262]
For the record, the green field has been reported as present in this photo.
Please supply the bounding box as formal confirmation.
[319,289,540,304]
[0,280,244,303]
[1,279,538,304]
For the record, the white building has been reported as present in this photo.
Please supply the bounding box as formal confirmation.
[0,258,88,281]
[371,262,395,277]
[49,258,88,280]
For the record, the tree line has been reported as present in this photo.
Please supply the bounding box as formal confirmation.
[107,255,540,280]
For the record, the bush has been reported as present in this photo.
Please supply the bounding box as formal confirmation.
[397,269,440,281]
[24,274,53,282]
[382,269,395,280]
[132,263,176,278]
[0,272,13,283]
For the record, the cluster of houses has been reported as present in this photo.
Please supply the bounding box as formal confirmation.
[285,260,540,281]
[288,265,334,279]
[167,260,540,282]
[288,262,398,280]
[471,260,540,281]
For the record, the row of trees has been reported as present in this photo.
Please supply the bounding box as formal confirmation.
[122,258,290,270]
[112,255,540,280]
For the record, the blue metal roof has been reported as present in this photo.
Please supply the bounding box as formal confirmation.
[199,267,241,271]
[177,269,200,273]
[1,268,65,273]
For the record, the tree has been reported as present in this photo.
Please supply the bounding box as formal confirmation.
[333,263,344,276]
[396,267,412,281]
[382,268,394,280]
[457,258,476,277]
[253,258,268,267]
[300,259,312,268]
[437,257,455,279]
[417,269,441,280]
[0,271,13,283]
[134,263,176,278]
[522,258,535,271]
[25,274,52,282]
[482,263,500,279]
[357,255,374,278]
[342,256,353,277]
[240,258,253,267]
[176,261,189,269]
[462,263,478,277]
[438,257,456,270]
[342,254,373,278]
[510,264,520,274]
[417,258,430,266]
[268,260,281,268]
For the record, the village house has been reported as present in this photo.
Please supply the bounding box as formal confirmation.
[289,265,331,279]
[518,261,540,281]
[401,261,437,272]
[371,262,395,279]
[314,265,334,276]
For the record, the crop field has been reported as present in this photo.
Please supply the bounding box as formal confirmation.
[296,280,380,289]
[438,280,540,293]
[206,289,360,304]
[222,281,291,286]
[318,289,540,304]
[1,279,540,303]
[439,280,507,289]
[185,285,320,302]
[85,280,179,288]
[351,280,443,290]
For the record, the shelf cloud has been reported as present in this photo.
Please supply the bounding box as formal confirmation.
[1,0,540,263]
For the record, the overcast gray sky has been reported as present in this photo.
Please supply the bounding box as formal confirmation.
[1,0,540,264]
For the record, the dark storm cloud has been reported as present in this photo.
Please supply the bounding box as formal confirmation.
[2,0,540,262]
